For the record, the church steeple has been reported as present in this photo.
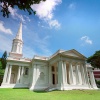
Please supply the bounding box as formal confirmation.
[9,22,23,58]
[15,22,22,40]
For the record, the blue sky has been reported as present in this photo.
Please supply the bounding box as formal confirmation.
[0,0,100,58]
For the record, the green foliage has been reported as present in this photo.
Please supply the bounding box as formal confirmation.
[1,51,7,69]
[96,80,100,85]
[95,80,100,88]
[0,58,2,68]
[0,51,7,77]
[87,50,100,68]
[0,59,4,85]
[0,0,46,17]
[0,59,4,75]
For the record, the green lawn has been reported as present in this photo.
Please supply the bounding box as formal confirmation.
[0,88,100,100]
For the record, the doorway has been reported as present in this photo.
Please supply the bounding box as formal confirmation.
[52,66,58,85]
[52,74,55,84]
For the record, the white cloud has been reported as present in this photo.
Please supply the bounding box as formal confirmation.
[31,0,61,29]
[0,21,12,34]
[68,3,76,10]
[23,46,37,58]
[24,15,31,22]
[49,19,60,29]
[0,32,51,58]
[38,35,51,54]
[8,7,31,23]
[81,36,92,45]
[0,34,12,53]
[8,7,25,22]
[26,33,52,56]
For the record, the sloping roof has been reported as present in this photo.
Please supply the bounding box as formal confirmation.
[31,49,86,61]
[61,49,86,59]
[50,49,86,59]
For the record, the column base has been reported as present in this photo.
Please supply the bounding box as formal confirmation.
[0,83,29,88]
[56,84,96,90]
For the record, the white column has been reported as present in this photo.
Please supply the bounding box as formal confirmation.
[75,65,79,85]
[2,64,9,83]
[30,64,37,90]
[89,71,98,89]
[58,61,62,85]
[20,66,24,84]
[63,61,67,84]
[81,65,86,85]
[55,65,58,84]
[7,65,12,84]
[49,65,52,86]
[58,60,64,89]
[69,63,74,84]
[84,65,90,86]
[17,66,21,83]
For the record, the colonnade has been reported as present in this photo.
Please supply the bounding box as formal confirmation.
[2,64,25,84]
[50,60,97,89]
[17,66,24,84]
[88,70,97,88]
[57,61,88,86]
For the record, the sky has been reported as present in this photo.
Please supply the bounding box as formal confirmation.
[0,0,100,58]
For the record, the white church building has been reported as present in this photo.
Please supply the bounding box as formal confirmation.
[1,23,98,91]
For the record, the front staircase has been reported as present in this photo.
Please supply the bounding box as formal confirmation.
[44,85,57,92]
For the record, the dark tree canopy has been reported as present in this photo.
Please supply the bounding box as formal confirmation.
[0,0,46,17]
[87,50,100,68]
[1,51,7,69]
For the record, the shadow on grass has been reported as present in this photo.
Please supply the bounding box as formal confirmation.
[13,87,29,89]
[34,90,61,93]
[34,91,48,93]
[13,88,49,93]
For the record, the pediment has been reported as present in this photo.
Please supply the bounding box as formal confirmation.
[61,49,86,59]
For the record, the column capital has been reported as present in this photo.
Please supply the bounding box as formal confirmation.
[58,60,63,64]
[7,64,12,66]
[69,61,76,65]
[80,63,85,66]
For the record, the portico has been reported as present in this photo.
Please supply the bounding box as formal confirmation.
[48,54,93,90]
[1,61,31,88]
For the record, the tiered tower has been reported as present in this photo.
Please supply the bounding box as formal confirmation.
[9,22,23,58]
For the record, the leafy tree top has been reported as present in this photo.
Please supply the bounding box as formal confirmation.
[87,50,100,68]
[1,51,7,69]
[0,0,46,17]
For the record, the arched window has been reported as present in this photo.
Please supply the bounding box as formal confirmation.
[40,72,44,80]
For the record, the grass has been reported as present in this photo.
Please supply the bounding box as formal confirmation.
[0,88,100,100]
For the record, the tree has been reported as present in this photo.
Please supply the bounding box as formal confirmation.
[0,51,7,84]
[87,50,100,68]
[1,51,7,69]
[0,59,4,75]
[0,0,46,17]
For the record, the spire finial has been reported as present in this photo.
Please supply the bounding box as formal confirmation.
[15,22,22,40]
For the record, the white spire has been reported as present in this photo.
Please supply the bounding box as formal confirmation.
[9,22,23,58]
[15,22,22,40]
